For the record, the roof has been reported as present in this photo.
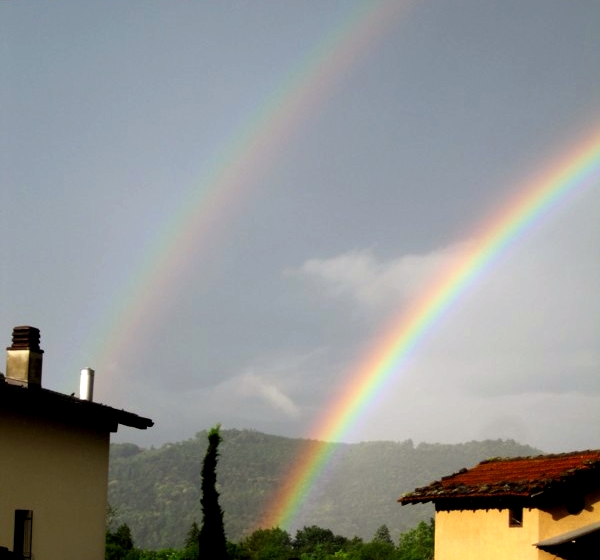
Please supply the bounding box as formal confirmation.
[399,450,600,507]
[0,375,153,433]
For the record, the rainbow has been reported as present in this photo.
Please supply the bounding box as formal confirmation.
[74,0,414,394]
[261,127,600,530]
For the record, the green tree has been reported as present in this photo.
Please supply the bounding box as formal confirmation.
[372,525,393,545]
[239,527,292,560]
[136,551,183,560]
[226,541,250,560]
[106,523,136,560]
[178,521,200,560]
[185,521,200,549]
[292,525,349,558]
[198,425,228,560]
[349,541,397,560]
[397,520,434,560]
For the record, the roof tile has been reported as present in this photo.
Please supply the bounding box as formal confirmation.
[399,450,600,505]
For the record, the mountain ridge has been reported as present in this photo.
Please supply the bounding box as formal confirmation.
[108,429,542,549]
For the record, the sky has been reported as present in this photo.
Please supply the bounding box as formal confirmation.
[2,0,600,454]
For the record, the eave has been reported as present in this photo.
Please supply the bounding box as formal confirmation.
[0,377,153,433]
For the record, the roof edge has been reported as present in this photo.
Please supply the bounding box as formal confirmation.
[0,377,153,432]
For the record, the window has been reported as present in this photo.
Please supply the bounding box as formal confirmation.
[509,506,523,527]
[13,510,32,560]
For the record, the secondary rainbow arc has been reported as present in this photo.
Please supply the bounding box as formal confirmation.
[70,1,413,391]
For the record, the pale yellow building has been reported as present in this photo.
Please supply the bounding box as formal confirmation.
[0,326,152,560]
[400,450,600,560]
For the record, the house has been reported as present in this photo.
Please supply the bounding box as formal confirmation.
[0,326,153,560]
[399,450,600,560]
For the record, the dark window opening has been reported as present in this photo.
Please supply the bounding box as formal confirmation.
[13,510,32,560]
[509,506,523,527]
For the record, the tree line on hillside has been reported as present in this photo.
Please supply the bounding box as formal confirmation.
[108,429,541,548]
[107,425,434,559]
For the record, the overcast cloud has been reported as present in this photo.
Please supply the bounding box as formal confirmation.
[2,0,600,453]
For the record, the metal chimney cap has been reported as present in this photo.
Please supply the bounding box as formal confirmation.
[7,326,43,352]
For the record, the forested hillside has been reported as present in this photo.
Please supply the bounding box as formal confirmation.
[108,430,541,550]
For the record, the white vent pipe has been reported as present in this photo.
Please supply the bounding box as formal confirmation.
[79,367,95,401]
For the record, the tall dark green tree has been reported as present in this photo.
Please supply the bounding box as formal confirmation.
[198,425,228,560]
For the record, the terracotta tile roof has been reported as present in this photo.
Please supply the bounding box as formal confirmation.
[399,450,600,505]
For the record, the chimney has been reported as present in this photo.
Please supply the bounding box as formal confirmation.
[79,367,94,401]
[5,326,44,389]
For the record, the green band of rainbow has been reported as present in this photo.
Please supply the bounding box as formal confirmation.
[262,127,600,530]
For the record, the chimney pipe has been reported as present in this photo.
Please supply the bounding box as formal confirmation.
[79,367,94,401]
[5,326,43,389]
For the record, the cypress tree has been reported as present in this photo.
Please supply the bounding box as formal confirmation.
[198,424,228,560]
